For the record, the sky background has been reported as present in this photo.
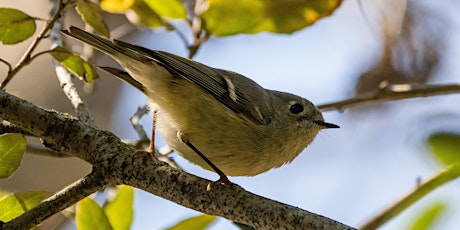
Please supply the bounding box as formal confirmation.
[104,0,460,229]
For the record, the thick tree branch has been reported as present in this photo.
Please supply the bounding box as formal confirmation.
[318,83,460,111]
[26,143,71,158]
[0,90,355,230]
[0,120,34,136]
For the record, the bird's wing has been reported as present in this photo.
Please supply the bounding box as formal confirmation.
[115,40,269,125]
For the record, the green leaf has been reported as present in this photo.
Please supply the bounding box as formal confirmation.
[201,0,343,36]
[50,46,99,83]
[427,133,460,166]
[144,0,187,19]
[166,214,217,230]
[77,197,113,230]
[408,202,446,230]
[0,191,49,222]
[103,186,134,230]
[0,133,26,178]
[0,8,36,44]
[76,0,110,37]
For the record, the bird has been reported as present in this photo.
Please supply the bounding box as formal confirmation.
[62,26,339,184]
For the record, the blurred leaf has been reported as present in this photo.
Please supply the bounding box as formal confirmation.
[0,8,36,44]
[50,46,99,83]
[77,197,113,230]
[101,0,185,27]
[76,0,110,37]
[166,214,217,230]
[128,1,165,27]
[355,2,443,96]
[408,202,446,230]
[0,191,49,222]
[0,191,9,199]
[201,0,263,36]
[427,133,460,166]
[103,186,134,230]
[201,0,342,36]
[101,0,135,13]
[0,133,26,178]
[144,0,187,19]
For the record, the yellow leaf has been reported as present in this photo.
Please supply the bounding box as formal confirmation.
[202,0,343,36]
[77,197,113,230]
[103,186,134,230]
[166,214,217,230]
[0,191,49,222]
[144,0,187,19]
[101,0,135,13]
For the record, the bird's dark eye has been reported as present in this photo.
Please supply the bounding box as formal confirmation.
[290,103,304,114]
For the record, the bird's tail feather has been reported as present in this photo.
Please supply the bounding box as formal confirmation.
[62,26,144,62]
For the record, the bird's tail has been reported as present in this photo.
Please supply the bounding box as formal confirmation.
[62,26,144,62]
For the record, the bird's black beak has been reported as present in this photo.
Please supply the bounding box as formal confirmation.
[313,120,340,129]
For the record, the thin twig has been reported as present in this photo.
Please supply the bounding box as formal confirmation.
[0,0,68,89]
[187,0,209,58]
[50,0,97,127]
[318,83,460,111]
[130,105,150,141]
[0,57,12,74]
[26,50,55,63]
[55,64,97,127]
[360,164,460,230]
[189,31,210,59]
[127,105,151,151]
[3,169,106,230]
[174,25,192,49]
[168,21,192,50]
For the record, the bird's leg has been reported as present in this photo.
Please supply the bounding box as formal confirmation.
[150,110,157,153]
[182,140,235,190]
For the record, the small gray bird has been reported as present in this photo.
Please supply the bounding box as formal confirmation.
[62,27,338,182]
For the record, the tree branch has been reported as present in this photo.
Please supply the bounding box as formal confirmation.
[26,143,71,158]
[0,120,34,136]
[0,90,355,230]
[0,58,12,74]
[318,83,460,111]
[360,164,460,230]
[2,169,106,230]
[54,64,98,127]
[50,0,97,127]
